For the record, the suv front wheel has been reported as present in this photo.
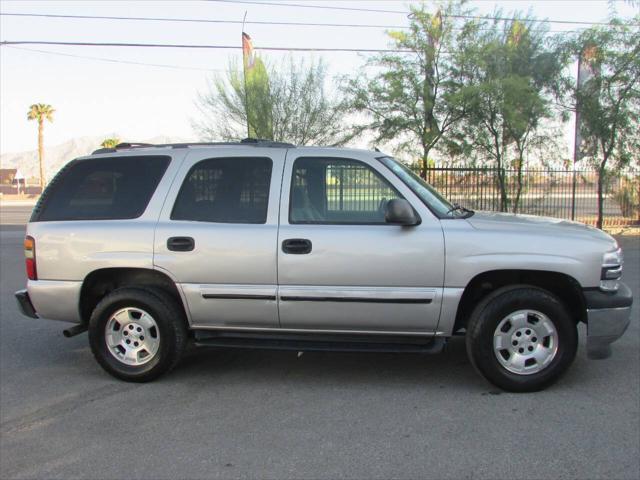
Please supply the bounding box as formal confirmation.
[88,287,188,382]
[466,285,578,392]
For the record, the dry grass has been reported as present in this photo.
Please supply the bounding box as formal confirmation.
[605,225,640,236]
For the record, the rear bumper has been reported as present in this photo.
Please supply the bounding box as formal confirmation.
[25,280,82,323]
[15,289,38,319]
[584,283,633,359]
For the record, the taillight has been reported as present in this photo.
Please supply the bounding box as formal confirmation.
[24,236,37,280]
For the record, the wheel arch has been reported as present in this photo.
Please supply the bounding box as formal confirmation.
[79,267,188,325]
[453,269,587,334]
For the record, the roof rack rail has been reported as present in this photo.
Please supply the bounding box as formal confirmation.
[91,138,295,155]
[239,138,296,148]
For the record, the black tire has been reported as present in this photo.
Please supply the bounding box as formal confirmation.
[465,285,578,392]
[88,287,188,382]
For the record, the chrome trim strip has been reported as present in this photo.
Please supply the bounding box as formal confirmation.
[197,284,277,299]
[279,296,431,304]
[278,286,437,302]
[202,293,276,300]
[195,284,436,303]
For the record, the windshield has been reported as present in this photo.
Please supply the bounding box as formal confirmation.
[378,156,472,218]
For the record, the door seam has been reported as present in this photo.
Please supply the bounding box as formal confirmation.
[275,149,292,327]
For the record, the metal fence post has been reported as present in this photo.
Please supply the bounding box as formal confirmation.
[571,167,577,221]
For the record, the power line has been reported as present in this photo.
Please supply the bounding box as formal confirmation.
[3,45,225,72]
[0,11,586,33]
[0,40,410,53]
[210,0,639,26]
[1,2,636,28]
[0,12,406,29]
[210,0,407,14]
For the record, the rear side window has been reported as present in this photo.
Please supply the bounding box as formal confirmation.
[171,157,272,224]
[32,156,170,222]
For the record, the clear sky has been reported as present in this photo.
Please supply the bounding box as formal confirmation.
[1,0,637,154]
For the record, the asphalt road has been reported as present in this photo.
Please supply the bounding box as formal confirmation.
[0,225,638,479]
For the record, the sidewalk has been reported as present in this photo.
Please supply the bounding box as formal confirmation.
[0,199,38,207]
[0,195,39,207]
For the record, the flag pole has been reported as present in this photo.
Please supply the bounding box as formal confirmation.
[242,11,251,139]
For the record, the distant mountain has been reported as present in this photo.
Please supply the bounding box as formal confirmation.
[0,135,191,182]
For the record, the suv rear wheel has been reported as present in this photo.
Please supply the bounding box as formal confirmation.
[88,287,187,382]
[465,285,578,392]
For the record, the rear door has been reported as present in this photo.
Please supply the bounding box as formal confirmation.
[277,149,445,333]
[154,147,285,329]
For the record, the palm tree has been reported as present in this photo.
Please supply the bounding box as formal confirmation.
[27,104,55,189]
[100,137,121,148]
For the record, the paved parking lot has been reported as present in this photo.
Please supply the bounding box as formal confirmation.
[0,217,638,479]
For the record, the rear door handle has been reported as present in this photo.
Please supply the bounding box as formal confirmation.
[167,236,195,252]
[282,238,312,254]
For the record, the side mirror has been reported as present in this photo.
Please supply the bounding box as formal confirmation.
[385,199,419,226]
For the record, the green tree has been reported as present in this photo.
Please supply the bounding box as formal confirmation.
[450,16,567,212]
[564,17,640,229]
[101,137,121,148]
[344,1,473,177]
[194,58,350,145]
[243,44,273,139]
[27,103,55,189]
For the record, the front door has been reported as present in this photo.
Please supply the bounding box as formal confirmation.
[154,147,285,329]
[277,150,445,333]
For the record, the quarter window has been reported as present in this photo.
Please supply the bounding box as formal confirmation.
[33,156,170,222]
[290,157,402,224]
[171,157,272,224]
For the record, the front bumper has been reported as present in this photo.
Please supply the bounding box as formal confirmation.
[15,289,38,318]
[584,282,633,359]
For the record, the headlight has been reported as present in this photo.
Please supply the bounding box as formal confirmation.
[600,248,623,292]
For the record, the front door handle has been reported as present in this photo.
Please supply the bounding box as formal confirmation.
[282,238,312,254]
[167,236,195,252]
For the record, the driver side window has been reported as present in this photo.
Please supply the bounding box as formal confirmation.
[289,157,402,224]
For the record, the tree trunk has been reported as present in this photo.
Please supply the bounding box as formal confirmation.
[513,156,524,214]
[596,162,605,230]
[420,145,430,180]
[38,118,45,190]
[493,139,508,212]
[495,165,508,212]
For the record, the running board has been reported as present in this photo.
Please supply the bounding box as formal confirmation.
[193,331,446,354]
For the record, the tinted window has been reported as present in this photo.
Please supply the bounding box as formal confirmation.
[171,157,272,224]
[290,157,402,224]
[34,156,169,221]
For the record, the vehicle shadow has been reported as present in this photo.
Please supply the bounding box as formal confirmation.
[171,336,490,391]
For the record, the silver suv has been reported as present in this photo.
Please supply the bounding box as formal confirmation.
[15,140,632,391]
